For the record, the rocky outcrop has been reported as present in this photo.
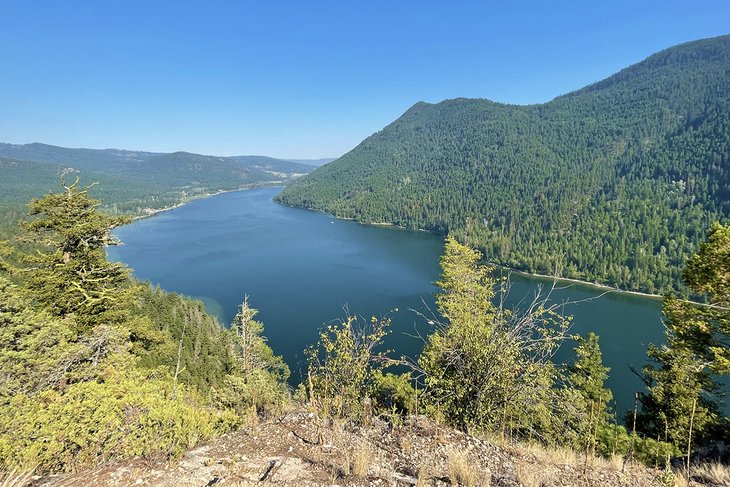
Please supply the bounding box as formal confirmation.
[35,411,667,486]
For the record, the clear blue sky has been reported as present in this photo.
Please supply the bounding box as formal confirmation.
[1,1,729,159]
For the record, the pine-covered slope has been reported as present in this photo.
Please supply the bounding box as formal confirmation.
[276,35,730,294]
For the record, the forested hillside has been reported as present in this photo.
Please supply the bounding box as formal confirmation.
[277,35,730,295]
[0,143,314,238]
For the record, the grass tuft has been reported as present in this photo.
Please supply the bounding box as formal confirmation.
[447,449,482,486]
[692,461,730,486]
[0,469,36,487]
[351,442,373,478]
[515,461,545,487]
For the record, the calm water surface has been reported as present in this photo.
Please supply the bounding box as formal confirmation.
[109,187,665,416]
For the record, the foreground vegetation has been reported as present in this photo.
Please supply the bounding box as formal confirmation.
[0,180,289,472]
[305,232,729,477]
[1,182,728,483]
[277,35,730,296]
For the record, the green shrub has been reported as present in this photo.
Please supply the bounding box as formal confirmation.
[371,370,418,415]
[306,315,392,420]
[595,423,679,466]
[0,359,238,472]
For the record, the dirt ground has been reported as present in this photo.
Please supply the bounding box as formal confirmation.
[33,411,668,487]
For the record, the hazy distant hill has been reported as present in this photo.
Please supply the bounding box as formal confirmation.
[283,157,337,167]
[0,143,312,180]
[277,35,730,295]
[0,143,314,236]
[0,142,163,168]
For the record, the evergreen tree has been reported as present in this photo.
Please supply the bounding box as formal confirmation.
[16,177,131,326]
[635,337,718,450]
[669,222,730,375]
[0,275,76,396]
[215,296,289,416]
[231,296,265,373]
[420,237,572,439]
[568,332,613,423]
[634,224,729,451]
[229,296,289,380]
[0,183,289,472]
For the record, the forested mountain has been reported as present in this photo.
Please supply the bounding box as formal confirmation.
[0,143,314,238]
[277,35,730,295]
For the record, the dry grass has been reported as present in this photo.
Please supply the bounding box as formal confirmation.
[593,454,624,471]
[515,440,627,472]
[671,470,689,487]
[329,465,342,484]
[299,439,350,481]
[446,448,482,487]
[0,469,36,487]
[516,441,576,466]
[175,482,257,487]
[351,442,373,478]
[400,435,413,452]
[416,465,430,487]
[244,408,259,428]
[515,461,546,487]
[498,439,632,487]
[692,461,730,486]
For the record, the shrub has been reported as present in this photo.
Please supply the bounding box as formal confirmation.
[0,360,238,472]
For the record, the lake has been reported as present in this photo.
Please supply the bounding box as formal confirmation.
[108,186,665,416]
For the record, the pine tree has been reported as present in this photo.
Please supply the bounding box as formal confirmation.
[0,183,231,472]
[420,236,572,437]
[16,177,131,326]
[229,296,289,380]
[633,224,730,451]
[568,332,613,422]
[216,296,289,415]
[231,296,264,374]
[669,222,730,375]
[635,337,718,450]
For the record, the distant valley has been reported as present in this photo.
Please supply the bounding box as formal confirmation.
[0,142,325,236]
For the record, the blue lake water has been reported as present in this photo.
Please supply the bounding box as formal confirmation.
[108,186,667,416]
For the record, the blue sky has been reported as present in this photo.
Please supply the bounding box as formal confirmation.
[1,1,729,159]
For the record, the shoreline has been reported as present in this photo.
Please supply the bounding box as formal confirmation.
[141,193,670,304]
[274,201,670,302]
[499,268,665,302]
[131,182,286,222]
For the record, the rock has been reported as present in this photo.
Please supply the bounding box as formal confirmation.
[35,410,665,487]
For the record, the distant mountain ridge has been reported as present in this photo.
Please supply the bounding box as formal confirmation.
[276,35,730,295]
[0,142,332,169]
[0,143,314,233]
[282,157,337,167]
[0,142,313,177]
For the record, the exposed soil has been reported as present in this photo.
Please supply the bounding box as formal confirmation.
[33,411,668,487]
